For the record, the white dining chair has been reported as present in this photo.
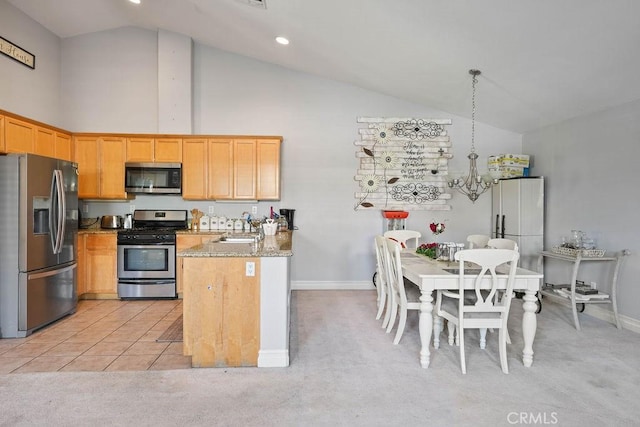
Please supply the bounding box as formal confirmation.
[435,248,519,374]
[467,234,490,249]
[383,230,421,249]
[487,238,518,251]
[374,235,391,325]
[384,238,421,345]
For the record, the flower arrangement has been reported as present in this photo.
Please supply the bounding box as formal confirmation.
[416,243,438,259]
[430,222,446,235]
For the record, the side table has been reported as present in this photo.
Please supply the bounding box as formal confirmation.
[537,250,628,330]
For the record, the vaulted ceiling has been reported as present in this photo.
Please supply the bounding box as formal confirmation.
[8,0,640,133]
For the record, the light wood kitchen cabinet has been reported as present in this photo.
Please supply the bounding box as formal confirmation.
[257,138,281,200]
[35,126,55,158]
[4,116,35,153]
[182,138,209,199]
[176,234,208,296]
[208,139,235,199]
[81,233,118,297]
[55,132,73,162]
[182,137,281,200]
[182,256,260,367]
[75,136,128,199]
[0,115,4,152]
[126,137,182,162]
[76,234,87,297]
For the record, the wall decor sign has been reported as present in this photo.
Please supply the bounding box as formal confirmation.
[354,117,453,211]
[0,36,35,69]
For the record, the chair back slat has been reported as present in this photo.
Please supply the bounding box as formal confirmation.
[383,230,421,249]
[455,249,520,314]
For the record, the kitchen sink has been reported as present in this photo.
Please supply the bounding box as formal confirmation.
[219,233,260,243]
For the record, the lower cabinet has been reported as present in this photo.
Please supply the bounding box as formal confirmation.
[78,233,118,298]
[176,235,208,296]
[182,257,260,367]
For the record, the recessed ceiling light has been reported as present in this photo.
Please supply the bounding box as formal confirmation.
[129,0,141,4]
[275,36,289,45]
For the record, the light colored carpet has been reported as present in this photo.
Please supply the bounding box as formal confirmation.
[1,290,639,427]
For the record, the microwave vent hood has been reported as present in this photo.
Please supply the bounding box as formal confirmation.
[125,162,182,195]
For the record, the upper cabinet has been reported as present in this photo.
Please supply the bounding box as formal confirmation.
[55,132,73,162]
[1,111,74,162]
[75,135,128,200]
[4,116,35,153]
[126,137,182,163]
[257,138,281,200]
[182,137,281,201]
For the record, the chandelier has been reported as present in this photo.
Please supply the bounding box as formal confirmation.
[448,69,498,203]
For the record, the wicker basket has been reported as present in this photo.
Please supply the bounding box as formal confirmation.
[551,246,606,258]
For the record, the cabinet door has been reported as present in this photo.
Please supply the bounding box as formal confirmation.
[0,115,5,152]
[176,235,206,296]
[182,138,208,199]
[55,132,73,162]
[5,117,35,153]
[76,234,87,297]
[99,137,127,199]
[257,139,281,200]
[234,139,257,199]
[84,233,118,295]
[75,136,101,199]
[208,139,234,199]
[155,138,182,162]
[35,126,55,158]
[126,137,154,162]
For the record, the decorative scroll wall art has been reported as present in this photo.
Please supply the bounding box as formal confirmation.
[354,117,452,211]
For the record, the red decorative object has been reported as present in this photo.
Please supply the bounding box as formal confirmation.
[382,210,409,219]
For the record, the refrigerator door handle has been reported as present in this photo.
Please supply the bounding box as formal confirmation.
[495,214,500,237]
[50,169,65,254]
[56,169,66,254]
[501,215,506,238]
[28,263,76,280]
[49,170,58,253]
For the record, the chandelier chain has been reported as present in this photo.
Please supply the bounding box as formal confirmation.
[470,72,477,154]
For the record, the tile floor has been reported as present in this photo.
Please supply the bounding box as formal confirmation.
[0,299,190,374]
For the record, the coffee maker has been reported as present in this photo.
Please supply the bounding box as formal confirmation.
[279,209,295,230]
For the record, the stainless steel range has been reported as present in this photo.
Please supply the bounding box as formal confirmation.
[117,209,187,299]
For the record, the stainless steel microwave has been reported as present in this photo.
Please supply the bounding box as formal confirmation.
[125,163,182,194]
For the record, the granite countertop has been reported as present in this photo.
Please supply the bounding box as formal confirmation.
[178,232,293,258]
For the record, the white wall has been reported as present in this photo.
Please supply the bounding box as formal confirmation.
[0,1,61,125]
[524,100,640,322]
[1,16,523,287]
[60,27,158,132]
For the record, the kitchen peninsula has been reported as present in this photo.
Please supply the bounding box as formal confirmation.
[178,232,293,368]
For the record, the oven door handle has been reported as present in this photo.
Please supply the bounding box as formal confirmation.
[117,244,174,249]
[117,279,176,285]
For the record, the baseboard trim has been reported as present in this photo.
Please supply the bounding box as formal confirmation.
[257,350,289,368]
[291,281,375,290]
[584,304,640,333]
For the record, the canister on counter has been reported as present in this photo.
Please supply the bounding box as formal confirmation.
[199,215,210,230]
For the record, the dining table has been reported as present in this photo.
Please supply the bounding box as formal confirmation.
[400,251,543,369]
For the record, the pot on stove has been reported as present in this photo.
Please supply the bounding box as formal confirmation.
[101,215,124,229]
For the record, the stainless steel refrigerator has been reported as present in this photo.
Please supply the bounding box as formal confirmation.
[491,177,544,271]
[0,153,79,338]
